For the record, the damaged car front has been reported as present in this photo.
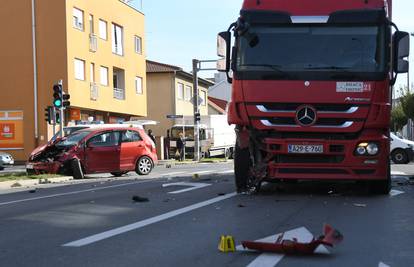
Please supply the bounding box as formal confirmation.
[26,131,90,175]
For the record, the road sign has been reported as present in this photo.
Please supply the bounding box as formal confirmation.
[166,114,184,119]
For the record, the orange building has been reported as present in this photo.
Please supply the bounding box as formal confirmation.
[0,0,146,161]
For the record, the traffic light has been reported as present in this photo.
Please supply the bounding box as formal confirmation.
[62,93,71,108]
[55,112,61,124]
[44,106,53,124]
[53,84,63,108]
[195,112,201,122]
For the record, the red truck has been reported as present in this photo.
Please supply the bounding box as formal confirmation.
[217,0,410,194]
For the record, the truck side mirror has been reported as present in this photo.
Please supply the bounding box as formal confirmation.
[393,31,410,74]
[217,31,231,72]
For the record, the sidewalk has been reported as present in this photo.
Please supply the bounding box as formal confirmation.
[0,176,73,193]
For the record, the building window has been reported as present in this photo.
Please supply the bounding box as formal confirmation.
[112,23,124,56]
[135,76,143,94]
[100,66,109,86]
[74,58,85,80]
[99,19,107,40]
[89,14,94,34]
[73,8,84,31]
[90,63,95,82]
[134,36,142,54]
[177,83,184,100]
[200,91,207,106]
[185,85,192,101]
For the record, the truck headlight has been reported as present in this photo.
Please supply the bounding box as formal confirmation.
[356,145,367,155]
[366,143,379,155]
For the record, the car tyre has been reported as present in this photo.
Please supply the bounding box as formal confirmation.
[391,149,409,164]
[136,156,153,175]
[234,144,250,192]
[71,159,84,180]
[110,171,129,177]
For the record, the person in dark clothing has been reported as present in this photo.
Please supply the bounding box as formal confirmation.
[147,129,156,145]
[176,133,185,161]
[164,130,170,160]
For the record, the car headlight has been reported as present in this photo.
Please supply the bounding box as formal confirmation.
[366,143,379,155]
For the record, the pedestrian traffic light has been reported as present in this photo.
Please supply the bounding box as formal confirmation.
[44,106,53,124]
[55,112,61,124]
[53,84,63,108]
[62,93,71,108]
[195,112,201,122]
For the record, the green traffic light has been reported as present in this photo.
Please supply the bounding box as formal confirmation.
[54,99,62,108]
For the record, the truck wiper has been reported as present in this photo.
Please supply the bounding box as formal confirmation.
[240,64,289,77]
[304,66,352,71]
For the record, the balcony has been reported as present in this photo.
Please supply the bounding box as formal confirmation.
[89,34,97,52]
[90,82,99,101]
[114,88,125,100]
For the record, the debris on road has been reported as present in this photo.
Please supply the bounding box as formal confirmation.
[192,173,200,180]
[132,195,149,203]
[238,204,246,208]
[218,235,236,253]
[29,189,36,193]
[241,224,343,255]
[10,182,22,188]
[217,193,226,196]
[353,203,367,208]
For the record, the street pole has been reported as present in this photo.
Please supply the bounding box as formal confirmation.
[192,59,200,161]
[182,116,186,161]
[59,79,64,138]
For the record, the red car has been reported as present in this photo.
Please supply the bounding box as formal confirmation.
[26,127,158,179]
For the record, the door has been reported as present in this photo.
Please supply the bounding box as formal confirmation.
[84,131,121,173]
[120,130,146,170]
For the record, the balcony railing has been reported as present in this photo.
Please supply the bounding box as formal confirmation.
[90,82,99,101]
[89,34,97,52]
[114,88,125,100]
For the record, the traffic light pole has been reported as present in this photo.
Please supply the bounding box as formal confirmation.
[192,59,217,161]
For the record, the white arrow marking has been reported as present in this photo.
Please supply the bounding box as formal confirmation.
[391,171,407,176]
[162,182,211,194]
[237,227,329,267]
[379,262,390,267]
[389,189,405,197]
[219,170,234,174]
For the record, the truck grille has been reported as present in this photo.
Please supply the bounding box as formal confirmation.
[274,155,344,164]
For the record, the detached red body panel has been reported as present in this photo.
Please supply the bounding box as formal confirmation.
[242,224,343,255]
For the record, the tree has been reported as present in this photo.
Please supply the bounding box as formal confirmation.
[391,104,408,132]
[400,86,414,120]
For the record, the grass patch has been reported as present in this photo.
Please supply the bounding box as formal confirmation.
[0,173,61,183]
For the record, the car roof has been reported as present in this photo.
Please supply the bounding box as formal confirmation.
[76,127,143,134]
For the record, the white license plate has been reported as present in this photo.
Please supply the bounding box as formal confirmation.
[26,164,34,169]
[288,144,323,154]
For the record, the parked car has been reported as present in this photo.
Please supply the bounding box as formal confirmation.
[26,127,158,178]
[390,132,414,164]
[0,152,14,166]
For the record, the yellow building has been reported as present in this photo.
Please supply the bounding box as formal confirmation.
[146,60,214,137]
[0,0,146,161]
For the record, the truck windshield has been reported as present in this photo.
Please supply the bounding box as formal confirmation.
[237,25,386,79]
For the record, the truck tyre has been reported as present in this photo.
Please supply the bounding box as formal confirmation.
[71,159,84,180]
[369,164,391,195]
[391,149,409,164]
[136,156,153,175]
[234,144,250,192]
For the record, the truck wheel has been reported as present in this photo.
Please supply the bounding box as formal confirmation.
[71,159,84,180]
[234,144,251,192]
[391,149,409,164]
[136,156,153,175]
[369,164,391,195]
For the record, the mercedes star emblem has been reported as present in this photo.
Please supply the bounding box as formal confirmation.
[296,105,317,126]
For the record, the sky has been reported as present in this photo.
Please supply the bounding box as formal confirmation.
[132,0,414,86]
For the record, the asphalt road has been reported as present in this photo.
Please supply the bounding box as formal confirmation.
[0,162,413,267]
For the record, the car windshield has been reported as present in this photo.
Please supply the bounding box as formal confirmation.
[55,131,91,148]
[51,127,89,142]
[237,25,386,78]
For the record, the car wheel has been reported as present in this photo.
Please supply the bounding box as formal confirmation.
[136,156,153,175]
[234,143,251,192]
[391,149,409,164]
[71,159,84,179]
[110,171,129,177]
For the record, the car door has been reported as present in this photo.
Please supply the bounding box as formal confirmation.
[84,131,121,173]
[120,130,146,170]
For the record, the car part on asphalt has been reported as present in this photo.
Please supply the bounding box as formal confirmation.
[71,159,84,180]
[132,195,149,202]
[218,235,236,253]
[242,224,343,254]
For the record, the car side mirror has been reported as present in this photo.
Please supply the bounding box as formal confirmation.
[393,31,410,74]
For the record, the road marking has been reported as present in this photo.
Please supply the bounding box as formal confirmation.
[190,170,213,175]
[379,262,390,267]
[389,189,405,197]
[219,170,234,174]
[0,180,153,207]
[63,192,237,247]
[391,171,407,176]
[162,171,186,177]
[162,182,211,194]
[237,227,329,267]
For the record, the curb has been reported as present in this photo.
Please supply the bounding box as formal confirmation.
[0,176,73,190]
[157,159,231,166]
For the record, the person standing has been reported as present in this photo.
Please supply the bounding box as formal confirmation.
[164,130,170,160]
[176,133,185,161]
[147,129,156,145]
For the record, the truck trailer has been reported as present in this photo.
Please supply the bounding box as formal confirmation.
[217,0,410,194]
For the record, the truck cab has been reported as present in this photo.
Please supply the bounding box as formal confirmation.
[217,0,410,194]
